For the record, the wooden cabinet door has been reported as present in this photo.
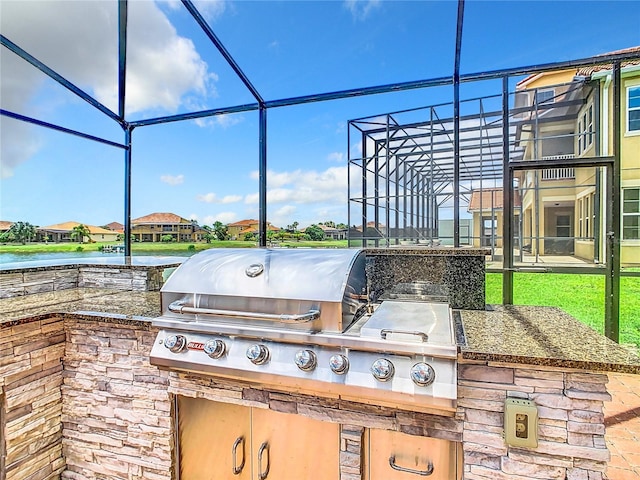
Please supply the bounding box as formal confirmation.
[251,408,340,480]
[177,396,251,480]
[366,429,460,480]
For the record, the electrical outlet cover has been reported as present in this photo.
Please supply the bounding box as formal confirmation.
[504,398,538,448]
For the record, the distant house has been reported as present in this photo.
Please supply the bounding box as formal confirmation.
[103,221,124,233]
[227,219,280,240]
[468,188,522,248]
[38,221,119,242]
[0,221,13,234]
[131,213,206,242]
[316,224,347,240]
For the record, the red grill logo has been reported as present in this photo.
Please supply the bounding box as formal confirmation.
[187,342,205,351]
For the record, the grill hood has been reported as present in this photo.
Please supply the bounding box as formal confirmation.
[160,248,368,333]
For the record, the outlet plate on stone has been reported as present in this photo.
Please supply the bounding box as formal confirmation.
[504,398,538,448]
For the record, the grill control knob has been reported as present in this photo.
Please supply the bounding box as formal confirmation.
[246,344,269,365]
[294,349,317,371]
[329,354,349,375]
[371,358,395,382]
[164,334,187,353]
[203,339,226,359]
[410,362,436,387]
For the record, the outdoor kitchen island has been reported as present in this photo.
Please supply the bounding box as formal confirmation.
[1,250,639,480]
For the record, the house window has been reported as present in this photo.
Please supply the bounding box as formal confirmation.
[577,104,593,155]
[578,194,595,239]
[623,188,640,239]
[629,86,640,132]
[578,198,583,237]
[535,88,555,105]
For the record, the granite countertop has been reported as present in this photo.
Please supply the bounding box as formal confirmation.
[459,305,640,374]
[0,255,184,273]
[0,288,160,327]
[365,247,490,256]
[3,288,639,374]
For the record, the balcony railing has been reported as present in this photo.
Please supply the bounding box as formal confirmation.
[541,167,576,180]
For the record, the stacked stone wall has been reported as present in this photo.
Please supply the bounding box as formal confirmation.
[459,361,610,480]
[61,319,172,480]
[0,317,66,480]
[0,266,165,299]
[1,316,613,480]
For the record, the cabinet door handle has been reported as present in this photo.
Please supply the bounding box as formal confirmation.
[257,441,270,480]
[232,436,245,475]
[389,455,434,476]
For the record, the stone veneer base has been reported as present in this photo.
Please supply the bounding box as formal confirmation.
[1,315,610,480]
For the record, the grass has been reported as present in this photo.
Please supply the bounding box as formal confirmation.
[486,273,640,349]
[0,239,350,254]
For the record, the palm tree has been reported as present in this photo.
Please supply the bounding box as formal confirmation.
[8,221,37,244]
[70,224,91,244]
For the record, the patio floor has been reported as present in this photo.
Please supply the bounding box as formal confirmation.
[605,373,640,480]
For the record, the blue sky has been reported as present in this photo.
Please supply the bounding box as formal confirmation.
[1,0,639,229]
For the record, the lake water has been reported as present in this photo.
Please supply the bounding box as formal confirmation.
[0,251,193,267]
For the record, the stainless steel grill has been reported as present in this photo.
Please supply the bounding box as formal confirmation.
[150,248,457,412]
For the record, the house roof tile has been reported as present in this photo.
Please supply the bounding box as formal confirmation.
[0,221,14,231]
[468,188,521,212]
[39,221,116,235]
[228,219,259,227]
[576,46,640,76]
[132,212,189,224]
[104,221,124,232]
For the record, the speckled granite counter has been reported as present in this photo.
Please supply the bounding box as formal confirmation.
[459,305,640,374]
[0,287,160,327]
[365,247,490,310]
[3,286,638,374]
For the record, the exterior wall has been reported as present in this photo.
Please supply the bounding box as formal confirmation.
[620,73,640,265]
[459,361,610,480]
[0,316,612,480]
[88,233,119,243]
[0,316,66,480]
[131,221,204,243]
[0,266,166,299]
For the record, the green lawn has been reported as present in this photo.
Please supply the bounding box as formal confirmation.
[486,273,640,349]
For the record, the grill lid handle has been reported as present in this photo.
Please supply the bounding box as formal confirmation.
[168,301,320,324]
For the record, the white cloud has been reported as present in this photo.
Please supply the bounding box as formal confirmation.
[197,193,243,204]
[327,152,344,163]
[192,0,227,22]
[0,117,41,179]
[160,174,184,185]
[0,0,218,174]
[194,113,244,129]
[244,166,353,205]
[203,212,237,225]
[270,205,297,227]
[344,0,381,21]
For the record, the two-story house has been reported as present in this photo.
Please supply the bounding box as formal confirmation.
[227,219,280,240]
[513,47,640,265]
[131,213,206,243]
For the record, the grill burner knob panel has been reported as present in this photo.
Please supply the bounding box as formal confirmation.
[371,358,395,382]
[164,334,187,353]
[246,344,270,365]
[203,339,226,359]
[294,349,317,371]
[410,362,436,386]
[329,354,349,375]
